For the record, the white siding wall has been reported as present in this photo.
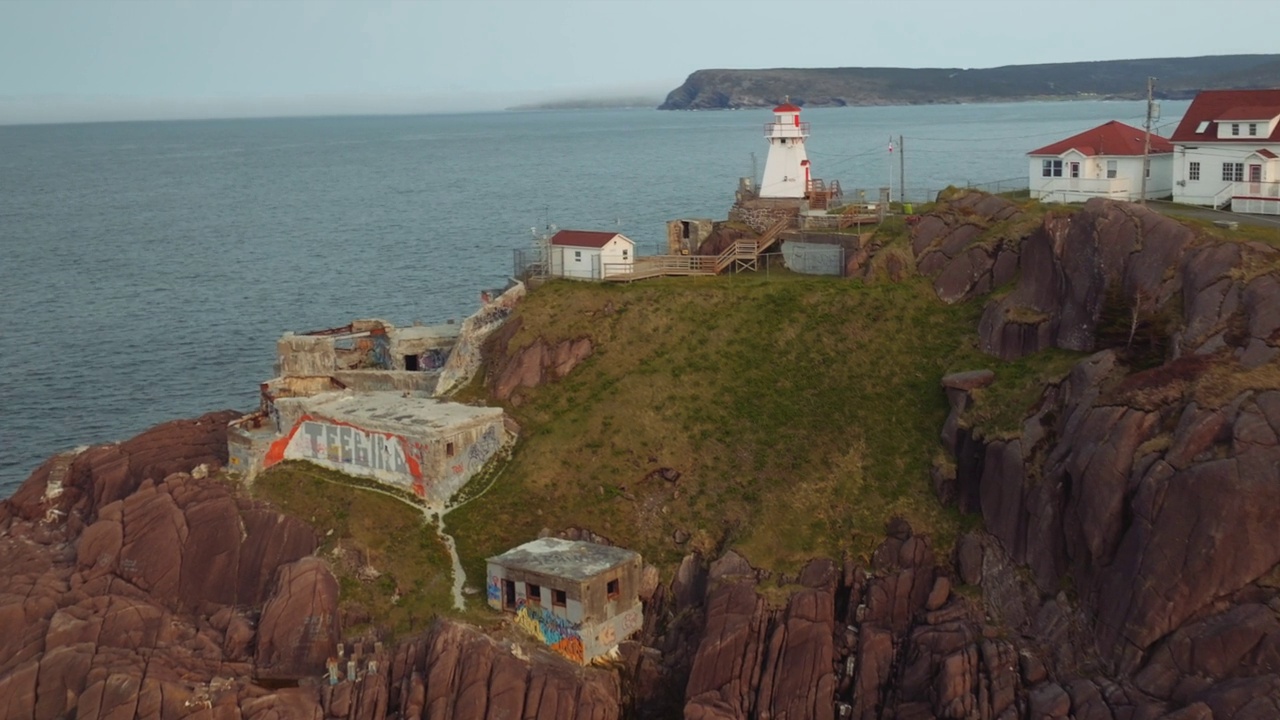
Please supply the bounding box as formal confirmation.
[1031,152,1171,203]
[599,237,634,278]
[551,245,601,280]
[1173,144,1280,206]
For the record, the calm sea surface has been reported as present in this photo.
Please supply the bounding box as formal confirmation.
[0,100,1188,493]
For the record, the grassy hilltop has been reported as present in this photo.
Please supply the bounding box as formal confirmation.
[255,219,1088,635]
[447,270,1078,584]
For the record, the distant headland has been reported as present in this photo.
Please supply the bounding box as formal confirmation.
[658,54,1280,109]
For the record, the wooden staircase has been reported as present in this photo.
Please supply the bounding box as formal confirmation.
[604,216,791,282]
[714,216,790,274]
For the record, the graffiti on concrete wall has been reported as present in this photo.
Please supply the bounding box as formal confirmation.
[335,333,391,370]
[434,283,526,396]
[264,415,423,486]
[513,598,584,664]
[487,576,501,604]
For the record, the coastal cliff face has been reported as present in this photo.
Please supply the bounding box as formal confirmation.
[658,55,1280,110]
[3,193,1279,718]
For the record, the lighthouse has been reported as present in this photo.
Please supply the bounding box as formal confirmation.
[759,101,810,199]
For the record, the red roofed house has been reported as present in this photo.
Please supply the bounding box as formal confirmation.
[1027,120,1174,203]
[1170,89,1280,213]
[547,230,635,280]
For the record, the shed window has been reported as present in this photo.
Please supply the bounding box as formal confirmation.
[574,251,582,262]
[1041,159,1062,177]
[446,442,455,457]
[606,579,620,601]
[1106,160,1117,179]
[1189,161,1200,181]
[552,589,567,608]
[526,583,541,604]
[622,249,629,260]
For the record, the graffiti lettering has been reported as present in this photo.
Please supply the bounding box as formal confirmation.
[487,576,501,603]
[292,420,410,475]
[513,598,584,664]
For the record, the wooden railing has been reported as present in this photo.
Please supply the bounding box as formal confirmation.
[604,216,792,282]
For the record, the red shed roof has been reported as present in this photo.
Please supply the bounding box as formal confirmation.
[1026,120,1173,157]
[549,230,625,248]
[773,103,801,113]
[1170,89,1280,143]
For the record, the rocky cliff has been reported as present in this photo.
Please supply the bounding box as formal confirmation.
[658,55,1280,109]
[4,193,1280,718]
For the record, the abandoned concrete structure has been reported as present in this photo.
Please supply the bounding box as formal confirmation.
[486,538,643,665]
[227,284,523,502]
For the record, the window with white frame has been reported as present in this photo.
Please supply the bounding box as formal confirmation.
[1144,159,1150,178]
[1041,159,1062,177]
[1222,163,1244,182]
[1106,160,1117,179]
[1249,123,1258,136]
[1231,123,1240,136]
[1189,161,1200,181]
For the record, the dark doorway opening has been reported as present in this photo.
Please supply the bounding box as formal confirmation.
[502,579,516,610]
[404,354,419,371]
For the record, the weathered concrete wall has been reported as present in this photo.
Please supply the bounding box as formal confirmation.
[434,282,526,396]
[264,396,509,505]
[666,218,714,254]
[276,335,337,377]
[329,370,439,394]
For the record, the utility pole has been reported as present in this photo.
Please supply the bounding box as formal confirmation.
[888,135,894,210]
[1140,77,1155,205]
[899,135,905,205]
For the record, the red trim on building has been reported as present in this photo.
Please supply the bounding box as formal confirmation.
[773,103,802,113]
[549,230,621,249]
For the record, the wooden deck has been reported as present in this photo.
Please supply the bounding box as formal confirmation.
[603,217,792,282]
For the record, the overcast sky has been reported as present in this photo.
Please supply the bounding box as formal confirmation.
[2,0,1278,124]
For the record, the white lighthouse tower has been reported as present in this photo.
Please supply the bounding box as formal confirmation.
[759,101,810,199]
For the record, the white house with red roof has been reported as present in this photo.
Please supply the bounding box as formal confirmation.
[1027,120,1174,203]
[760,102,810,199]
[547,230,635,280]
[1170,89,1280,213]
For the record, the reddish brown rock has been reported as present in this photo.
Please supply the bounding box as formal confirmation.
[254,557,341,679]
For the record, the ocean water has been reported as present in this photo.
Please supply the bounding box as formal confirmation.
[0,100,1188,494]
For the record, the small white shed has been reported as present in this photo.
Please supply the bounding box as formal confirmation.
[547,230,634,280]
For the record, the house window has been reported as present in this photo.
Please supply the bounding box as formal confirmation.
[1189,161,1200,181]
[1249,123,1258,136]
[622,249,629,260]
[573,251,582,262]
[1144,159,1150,178]
[1041,159,1062,177]
[1231,123,1240,136]
[551,589,567,608]
[1223,162,1244,182]
[526,583,541,604]
[1106,160,1117,179]
[446,442,455,457]
[606,579,620,601]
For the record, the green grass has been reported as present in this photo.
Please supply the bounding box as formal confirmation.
[252,461,492,639]
[448,272,1073,585]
